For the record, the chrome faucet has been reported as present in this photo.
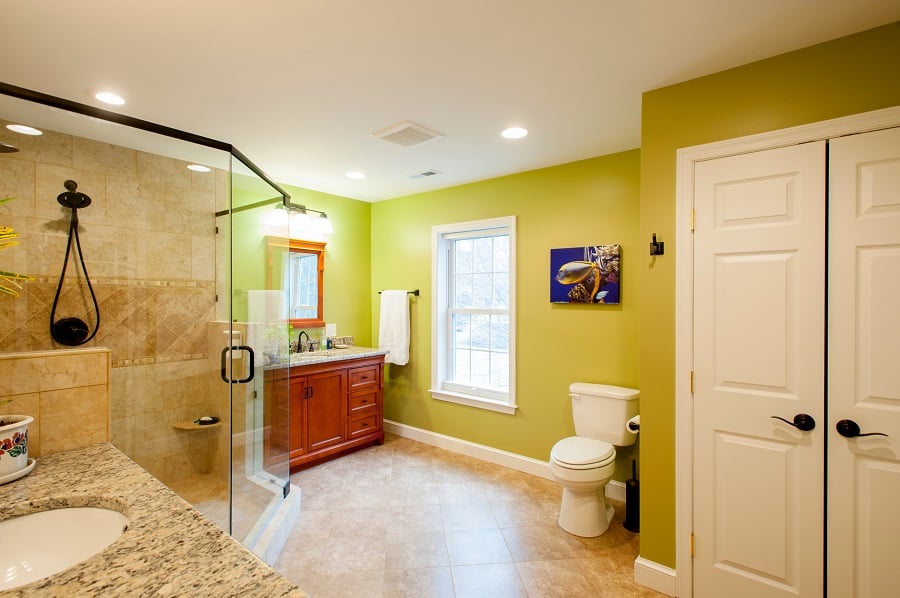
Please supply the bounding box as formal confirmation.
[297,330,310,352]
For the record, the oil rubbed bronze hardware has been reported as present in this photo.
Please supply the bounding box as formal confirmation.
[771,414,816,432]
[835,419,888,438]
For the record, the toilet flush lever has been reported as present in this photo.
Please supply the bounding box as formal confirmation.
[771,414,816,432]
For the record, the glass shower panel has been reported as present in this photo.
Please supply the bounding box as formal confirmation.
[226,156,292,555]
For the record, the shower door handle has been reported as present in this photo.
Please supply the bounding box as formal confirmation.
[220,346,255,383]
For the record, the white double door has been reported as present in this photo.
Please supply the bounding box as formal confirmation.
[692,126,900,597]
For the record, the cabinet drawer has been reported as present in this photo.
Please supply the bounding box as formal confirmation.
[349,365,379,390]
[348,412,379,439]
[349,389,379,414]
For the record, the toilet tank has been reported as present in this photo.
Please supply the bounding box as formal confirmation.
[569,383,639,446]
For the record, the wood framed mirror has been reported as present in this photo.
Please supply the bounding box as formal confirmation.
[266,236,326,328]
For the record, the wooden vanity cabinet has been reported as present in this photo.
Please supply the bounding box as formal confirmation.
[270,354,384,471]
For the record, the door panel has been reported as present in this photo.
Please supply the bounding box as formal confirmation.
[693,141,826,597]
[306,370,347,452]
[828,126,900,597]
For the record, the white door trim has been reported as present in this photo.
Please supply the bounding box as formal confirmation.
[674,104,900,598]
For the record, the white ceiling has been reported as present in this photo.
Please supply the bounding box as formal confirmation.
[1,1,898,201]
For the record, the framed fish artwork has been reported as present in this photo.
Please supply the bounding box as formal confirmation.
[550,244,620,304]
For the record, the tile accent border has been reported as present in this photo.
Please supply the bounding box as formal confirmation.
[634,556,677,596]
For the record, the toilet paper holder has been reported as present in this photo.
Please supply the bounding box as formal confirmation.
[626,415,640,433]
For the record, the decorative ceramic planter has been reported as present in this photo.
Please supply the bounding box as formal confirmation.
[0,415,33,477]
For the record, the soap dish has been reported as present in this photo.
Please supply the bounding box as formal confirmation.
[333,344,349,349]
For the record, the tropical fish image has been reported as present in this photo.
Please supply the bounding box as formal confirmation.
[550,244,620,304]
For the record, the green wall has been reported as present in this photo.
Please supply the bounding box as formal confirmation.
[371,150,641,479]
[231,182,373,345]
[638,21,900,568]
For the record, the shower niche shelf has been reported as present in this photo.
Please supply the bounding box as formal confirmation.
[173,420,222,431]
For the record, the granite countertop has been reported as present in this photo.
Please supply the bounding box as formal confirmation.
[267,345,388,369]
[0,443,305,597]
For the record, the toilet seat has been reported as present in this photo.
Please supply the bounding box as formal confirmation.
[551,437,614,470]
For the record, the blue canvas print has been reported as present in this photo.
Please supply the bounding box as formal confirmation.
[550,244,620,304]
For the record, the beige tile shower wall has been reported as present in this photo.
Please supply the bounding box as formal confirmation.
[0,348,110,457]
[0,119,229,486]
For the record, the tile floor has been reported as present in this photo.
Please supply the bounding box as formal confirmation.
[274,434,664,597]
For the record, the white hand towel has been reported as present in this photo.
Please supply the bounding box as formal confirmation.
[379,290,410,366]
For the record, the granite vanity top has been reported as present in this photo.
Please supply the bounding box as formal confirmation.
[0,443,304,597]
[268,345,388,369]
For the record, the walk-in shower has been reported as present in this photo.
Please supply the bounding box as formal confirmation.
[0,82,295,563]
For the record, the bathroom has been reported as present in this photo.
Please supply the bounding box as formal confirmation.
[0,9,898,597]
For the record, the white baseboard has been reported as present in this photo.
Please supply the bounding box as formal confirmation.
[634,556,677,596]
[383,420,626,502]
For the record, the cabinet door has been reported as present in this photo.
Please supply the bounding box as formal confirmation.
[290,376,307,460]
[306,370,347,452]
[264,368,291,467]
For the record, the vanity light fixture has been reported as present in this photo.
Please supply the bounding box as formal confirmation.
[6,123,43,136]
[345,171,366,180]
[92,90,126,106]
[501,126,528,139]
[187,164,211,172]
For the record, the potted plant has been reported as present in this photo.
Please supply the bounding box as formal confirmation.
[0,410,33,478]
[0,196,34,296]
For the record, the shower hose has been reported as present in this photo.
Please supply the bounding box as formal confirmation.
[50,180,100,346]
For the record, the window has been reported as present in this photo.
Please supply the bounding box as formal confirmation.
[430,216,516,414]
[266,237,325,328]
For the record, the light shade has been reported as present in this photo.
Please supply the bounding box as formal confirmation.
[314,213,334,234]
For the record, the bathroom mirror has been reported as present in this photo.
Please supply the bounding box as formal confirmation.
[266,237,325,327]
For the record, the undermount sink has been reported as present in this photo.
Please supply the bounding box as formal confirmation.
[0,507,129,591]
[290,349,346,362]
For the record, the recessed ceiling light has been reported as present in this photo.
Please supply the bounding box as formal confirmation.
[6,124,43,136]
[92,90,126,105]
[501,127,528,139]
[345,171,366,180]
[187,164,211,172]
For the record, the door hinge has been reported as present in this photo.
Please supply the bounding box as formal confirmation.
[690,533,695,557]
[253,390,258,399]
[690,370,694,393]
[690,209,695,232]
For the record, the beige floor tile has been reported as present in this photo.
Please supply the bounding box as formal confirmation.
[386,503,444,535]
[308,570,384,598]
[491,498,557,528]
[501,525,577,562]
[247,435,661,596]
[451,563,527,598]
[382,567,454,598]
[441,502,498,531]
[515,559,601,597]
[445,528,512,566]
[385,531,450,570]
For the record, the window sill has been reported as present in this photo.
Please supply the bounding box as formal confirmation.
[429,388,518,415]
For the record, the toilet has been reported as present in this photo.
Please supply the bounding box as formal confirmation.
[549,383,639,537]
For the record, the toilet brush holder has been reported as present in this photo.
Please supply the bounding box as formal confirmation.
[624,459,640,533]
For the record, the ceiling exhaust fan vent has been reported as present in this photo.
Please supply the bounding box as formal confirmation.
[372,120,444,147]
[410,169,442,179]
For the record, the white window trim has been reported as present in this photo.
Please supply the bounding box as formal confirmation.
[429,216,517,414]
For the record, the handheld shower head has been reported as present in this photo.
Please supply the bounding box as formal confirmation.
[57,179,92,209]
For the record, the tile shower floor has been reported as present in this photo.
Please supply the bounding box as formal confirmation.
[275,434,664,597]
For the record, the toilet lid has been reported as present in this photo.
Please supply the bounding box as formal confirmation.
[551,437,614,467]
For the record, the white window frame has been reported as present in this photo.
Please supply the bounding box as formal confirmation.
[430,216,517,414]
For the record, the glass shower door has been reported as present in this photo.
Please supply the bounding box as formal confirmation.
[223,156,293,561]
